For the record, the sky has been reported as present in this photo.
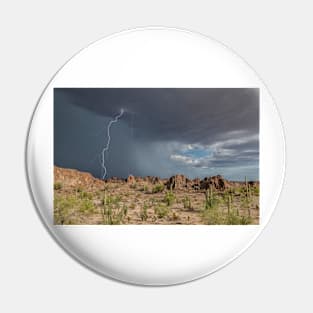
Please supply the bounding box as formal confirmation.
[54,88,259,181]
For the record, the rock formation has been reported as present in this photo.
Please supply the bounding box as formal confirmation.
[127,175,136,184]
[166,174,189,190]
[200,175,230,191]
[54,166,104,188]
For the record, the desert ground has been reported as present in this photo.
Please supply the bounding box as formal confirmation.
[54,166,259,225]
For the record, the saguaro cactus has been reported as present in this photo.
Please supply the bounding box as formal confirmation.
[245,176,251,200]
[205,184,214,209]
[205,189,209,209]
[102,190,107,220]
[227,194,232,214]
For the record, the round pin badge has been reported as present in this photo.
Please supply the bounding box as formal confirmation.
[26,27,285,285]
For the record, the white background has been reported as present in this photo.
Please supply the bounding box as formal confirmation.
[0,0,312,312]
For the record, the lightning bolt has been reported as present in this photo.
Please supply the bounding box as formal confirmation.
[100,109,124,179]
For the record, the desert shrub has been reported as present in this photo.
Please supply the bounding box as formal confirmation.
[138,185,149,192]
[80,191,93,200]
[237,186,245,194]
[252,185,259,196]
[172,211,179,221]
[204,188,220,210]
[154,205,169,218]
[140,203,148,221]
[226,211,252,225]
[102,194,121,205]
[113,195,122,203]
[123,205,128,217]
[54,182,62,190]
[241,195,253,213]
[54,192,99,224]
[79,198,95,213]
[54,195,75,224]
[101,191,127,224]
[201,200,252,225]
[183,196,192,210]
[152,184,164,193]
[163,191,175,206]
[130,183,137,189]
[201,206,224,225]
[102,203,128,225]
[75,187,93,200]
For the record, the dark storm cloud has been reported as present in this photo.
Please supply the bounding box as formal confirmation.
[54,88,259,180]
[55,88,259,145]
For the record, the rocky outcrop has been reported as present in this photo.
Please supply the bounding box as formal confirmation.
[248,181,259,187]
[165,174,231,191]
[166,174,189,190]
[54,166,244,193]
[152,177,159,184]
[200,175,230,191]
[126,175,161,185]
[140,176,160,184]
[54,166,104,188]
[164,174,232,191]
[106,176,124,183]
[191,178,201,190]
[127,175,136,184]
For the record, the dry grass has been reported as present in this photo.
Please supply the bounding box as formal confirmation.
[54,180,259,225]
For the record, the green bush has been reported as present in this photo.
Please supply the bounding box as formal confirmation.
[154,205,169,218]
[204,187,220,210]
[101,203,128,225]
[152,184,164,193]
[138,185,149,192]
[102,194,121,205]
[101,191,127,225]
[163,191,175,206]
[226,211,252,225]
[80,191,93,200]
[54,194,95,224]
[201,203,252,225]
[79,198,95,213]
[253,185,259,196]
[140,203,148,221]
[183,196,192,210]
[201,206,224,225]
[54,182,62,190]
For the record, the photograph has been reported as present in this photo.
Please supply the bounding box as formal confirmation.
[54,88,259,225]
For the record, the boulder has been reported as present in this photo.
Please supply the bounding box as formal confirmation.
[151,176,160,184]
[127,175,136,184]
[107,176,124,183]
[166,174,188,190]
[191,177,201,190]
[248,181,259,187]
[200,175,229,191]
